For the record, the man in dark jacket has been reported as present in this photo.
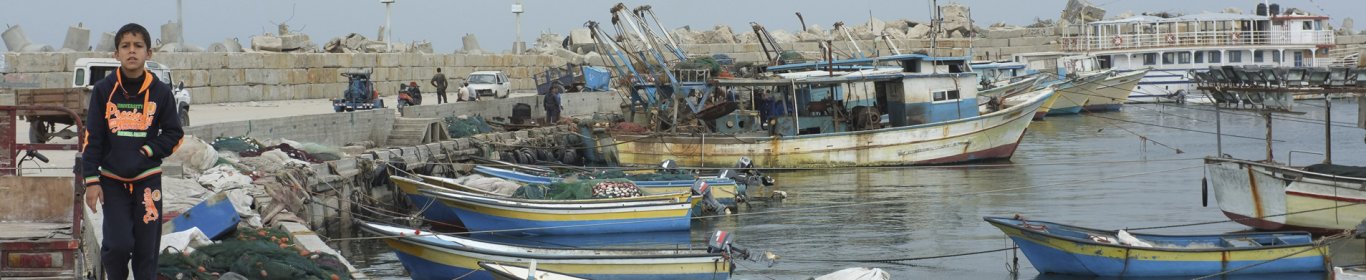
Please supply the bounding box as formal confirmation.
[545,84,564,124]
[82,23,184,280]
[430,68,448,104]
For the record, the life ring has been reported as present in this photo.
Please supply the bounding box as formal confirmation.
[1230,32,1242,42]
[1165,34,1176,44]
[1112,36,1123,46]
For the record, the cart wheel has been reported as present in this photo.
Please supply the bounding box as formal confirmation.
[29,121,51,144]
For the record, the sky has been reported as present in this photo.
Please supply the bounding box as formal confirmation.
[3,0,1361,53]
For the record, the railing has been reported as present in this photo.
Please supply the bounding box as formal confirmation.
[1061,30,1334,52]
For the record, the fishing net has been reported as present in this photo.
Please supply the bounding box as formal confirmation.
[211,136,263,154]
[512,179,642,200]
[240,143,325,163]
[157,227,351,280]
[446,115,494,138]
[585,170,694,181]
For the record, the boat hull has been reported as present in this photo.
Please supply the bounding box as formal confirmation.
[391,176,464,227]
[1083,69,1146,112]
[471,165,739,205]
[363,223,729,280]
[986,217,1326,277]
[1205,157,1366,233]
[1046,73,1106,115]
[611,88,1052,168]
[426,190,696,235]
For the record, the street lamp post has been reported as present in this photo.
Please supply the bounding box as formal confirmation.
[512,0,525,54]
[381,0,394,52]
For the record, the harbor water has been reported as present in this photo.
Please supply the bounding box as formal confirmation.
[339,100,1366,279]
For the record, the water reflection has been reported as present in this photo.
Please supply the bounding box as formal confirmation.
[344,102,1365,279]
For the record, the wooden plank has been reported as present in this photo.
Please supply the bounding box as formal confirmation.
[0,177,75,223]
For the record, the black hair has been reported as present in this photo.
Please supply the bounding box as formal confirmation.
[115,23,152,48]
[437,68,442,73]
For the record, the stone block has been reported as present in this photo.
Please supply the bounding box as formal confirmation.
[226,53,264,69]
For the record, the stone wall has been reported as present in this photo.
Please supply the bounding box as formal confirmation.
[2,52,571,104]
[399,91,622,120]
[183,107,395,147]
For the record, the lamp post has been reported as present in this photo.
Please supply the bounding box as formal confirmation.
[512,0,525,54]
[381,0,395,52]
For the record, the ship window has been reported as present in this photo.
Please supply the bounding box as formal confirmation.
[1194,52,1205,63]
[1162,53,1175,65]
[1229,51,1243,63]
[1178,52,1191,64]
[1208,51,1222,63]
[1254,51,1264,63]
[1143,53,1157,66]
[1303,21,1312,30]
[932,90,960,102]
[1272,51,1281,63]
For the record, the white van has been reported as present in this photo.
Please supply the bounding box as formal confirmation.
[466,71,511,99]
[72,58,192,125]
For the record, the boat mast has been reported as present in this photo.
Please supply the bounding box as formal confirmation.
[1324,93,1332,164]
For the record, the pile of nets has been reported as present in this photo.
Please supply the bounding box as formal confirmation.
[240,143,325,164]
[609,122,649,134]
[211,136,264,154]
[158,227,350,280]
[513,179,642,200]
[446,115,493,138]
[584,170,695,181]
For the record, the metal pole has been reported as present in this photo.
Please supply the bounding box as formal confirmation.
[177,0,184,45]
[1264,112,1273,162]
[1215,103,1223,156]
[1324,93,1331,164]
[384,2,392,52]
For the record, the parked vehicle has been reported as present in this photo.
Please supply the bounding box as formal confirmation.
[332,69,384,112]
[19,58,192,143]
[0,106,88,278]
[467,71,511,99]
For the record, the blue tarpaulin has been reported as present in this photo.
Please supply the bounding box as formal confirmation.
[582,66,611,92]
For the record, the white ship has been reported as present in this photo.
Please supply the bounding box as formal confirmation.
[1058,3,1334,103]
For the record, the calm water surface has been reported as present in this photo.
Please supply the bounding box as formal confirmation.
[339,101,1366,279]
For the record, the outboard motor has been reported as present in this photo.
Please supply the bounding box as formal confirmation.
[692,180,727,214]
[707,230,750,260]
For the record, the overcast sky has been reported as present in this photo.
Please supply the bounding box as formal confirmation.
[3,0,1360,53]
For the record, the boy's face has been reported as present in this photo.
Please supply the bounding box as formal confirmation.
[113,33,151,74]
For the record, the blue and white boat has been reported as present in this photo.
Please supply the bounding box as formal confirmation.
[985,216,1327,277]
[360,222,731,280]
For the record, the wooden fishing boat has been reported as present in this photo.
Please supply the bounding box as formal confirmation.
[390,176,694,229]
[1193,66,1366,234]
[419,188,696,235]
[408,174,693,203]
[471,165,740,205]
[985,216,1327,277]
[1204,157,1366,233]
[360,222,731,280]
[1084,68,1148,112]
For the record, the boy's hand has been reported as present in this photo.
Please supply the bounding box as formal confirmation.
[84,186,103,213]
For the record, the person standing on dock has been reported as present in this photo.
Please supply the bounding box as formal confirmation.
[82,23,185,280]
[545,83,564,124]
[431,68,448,104]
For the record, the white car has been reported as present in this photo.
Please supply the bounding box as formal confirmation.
[466,71,511,99]
[72,58,192,125]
